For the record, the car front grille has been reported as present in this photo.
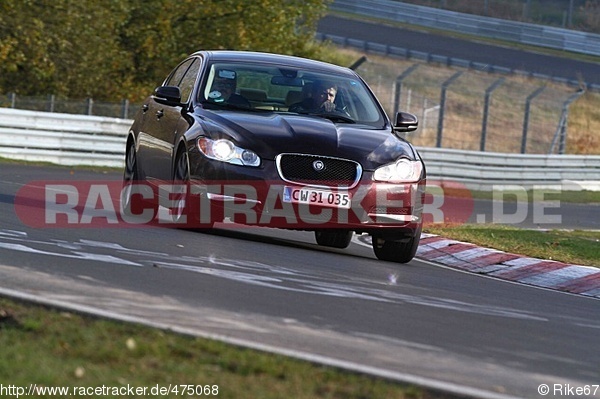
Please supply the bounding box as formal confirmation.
[276,153,362,188]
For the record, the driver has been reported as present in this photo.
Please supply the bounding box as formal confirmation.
[289,81,339,113]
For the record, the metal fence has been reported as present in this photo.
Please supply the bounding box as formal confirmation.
[330,41,589,155]
[318,32,599,92]
[0,93,140,120]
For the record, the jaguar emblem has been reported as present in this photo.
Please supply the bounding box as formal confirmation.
[312,160,325,171]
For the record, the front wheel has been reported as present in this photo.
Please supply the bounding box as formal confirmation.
[371,227,422,263]
[172,149,213,229]
[172,149,191,225]
[121,141,156,219]
[314,230,353,249]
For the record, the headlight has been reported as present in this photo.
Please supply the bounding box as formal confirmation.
[373,158,423,183]
[197,138,260,167]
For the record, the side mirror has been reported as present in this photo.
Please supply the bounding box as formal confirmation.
[153,86,182,106]
[393,112,418,133]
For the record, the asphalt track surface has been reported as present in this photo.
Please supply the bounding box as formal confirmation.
[317,15,600,86]
[1,164,599,399]
[1,18,599,397]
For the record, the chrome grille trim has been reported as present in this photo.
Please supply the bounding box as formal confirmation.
[275,153,362,189]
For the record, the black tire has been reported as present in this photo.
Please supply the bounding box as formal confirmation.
[172,149,213,229]
[121,142,139,212]
[122,141,148,215]
[314,229,353,249]
[121,141,158,224]
[372,227,422,263]
[172,149,191,225]
[123,141,139,184]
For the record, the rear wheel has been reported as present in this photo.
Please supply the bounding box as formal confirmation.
[372,226,422,263]
[121,142,139,212]
[123,142,139,183]
[314,229,353,249]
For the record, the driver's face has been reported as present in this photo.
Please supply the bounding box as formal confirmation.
[317,87,336,102]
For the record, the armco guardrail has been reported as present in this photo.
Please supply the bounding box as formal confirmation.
[330,0,600,57]
[0,109,598,191]
[0,108,129,168]
[417,147,600,191]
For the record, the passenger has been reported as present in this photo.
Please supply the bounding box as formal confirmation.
[209,70,250,108]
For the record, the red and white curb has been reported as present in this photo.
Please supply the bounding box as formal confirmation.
[417,234,600,299]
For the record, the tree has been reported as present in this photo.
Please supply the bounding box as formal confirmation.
[0,0,133,98]
[0,0,56,95]
[0,0,332,102]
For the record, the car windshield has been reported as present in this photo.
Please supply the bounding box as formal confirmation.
[199,62,386,128]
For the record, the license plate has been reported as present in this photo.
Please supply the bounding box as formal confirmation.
[283,186,351,209]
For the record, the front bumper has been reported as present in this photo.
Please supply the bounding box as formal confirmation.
[187,154,425,231]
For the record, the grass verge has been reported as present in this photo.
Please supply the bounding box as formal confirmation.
[0,297,454,399]
[424,224,600,267]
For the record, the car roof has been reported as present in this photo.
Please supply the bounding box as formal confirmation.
[191,50,357,77]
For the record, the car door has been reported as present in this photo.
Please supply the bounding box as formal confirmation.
[139,57,201,182]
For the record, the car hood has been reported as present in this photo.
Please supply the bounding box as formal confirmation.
[198,110,417,170]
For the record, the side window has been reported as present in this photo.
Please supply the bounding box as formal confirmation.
[178,59,201,103]
[164,59,194,88]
